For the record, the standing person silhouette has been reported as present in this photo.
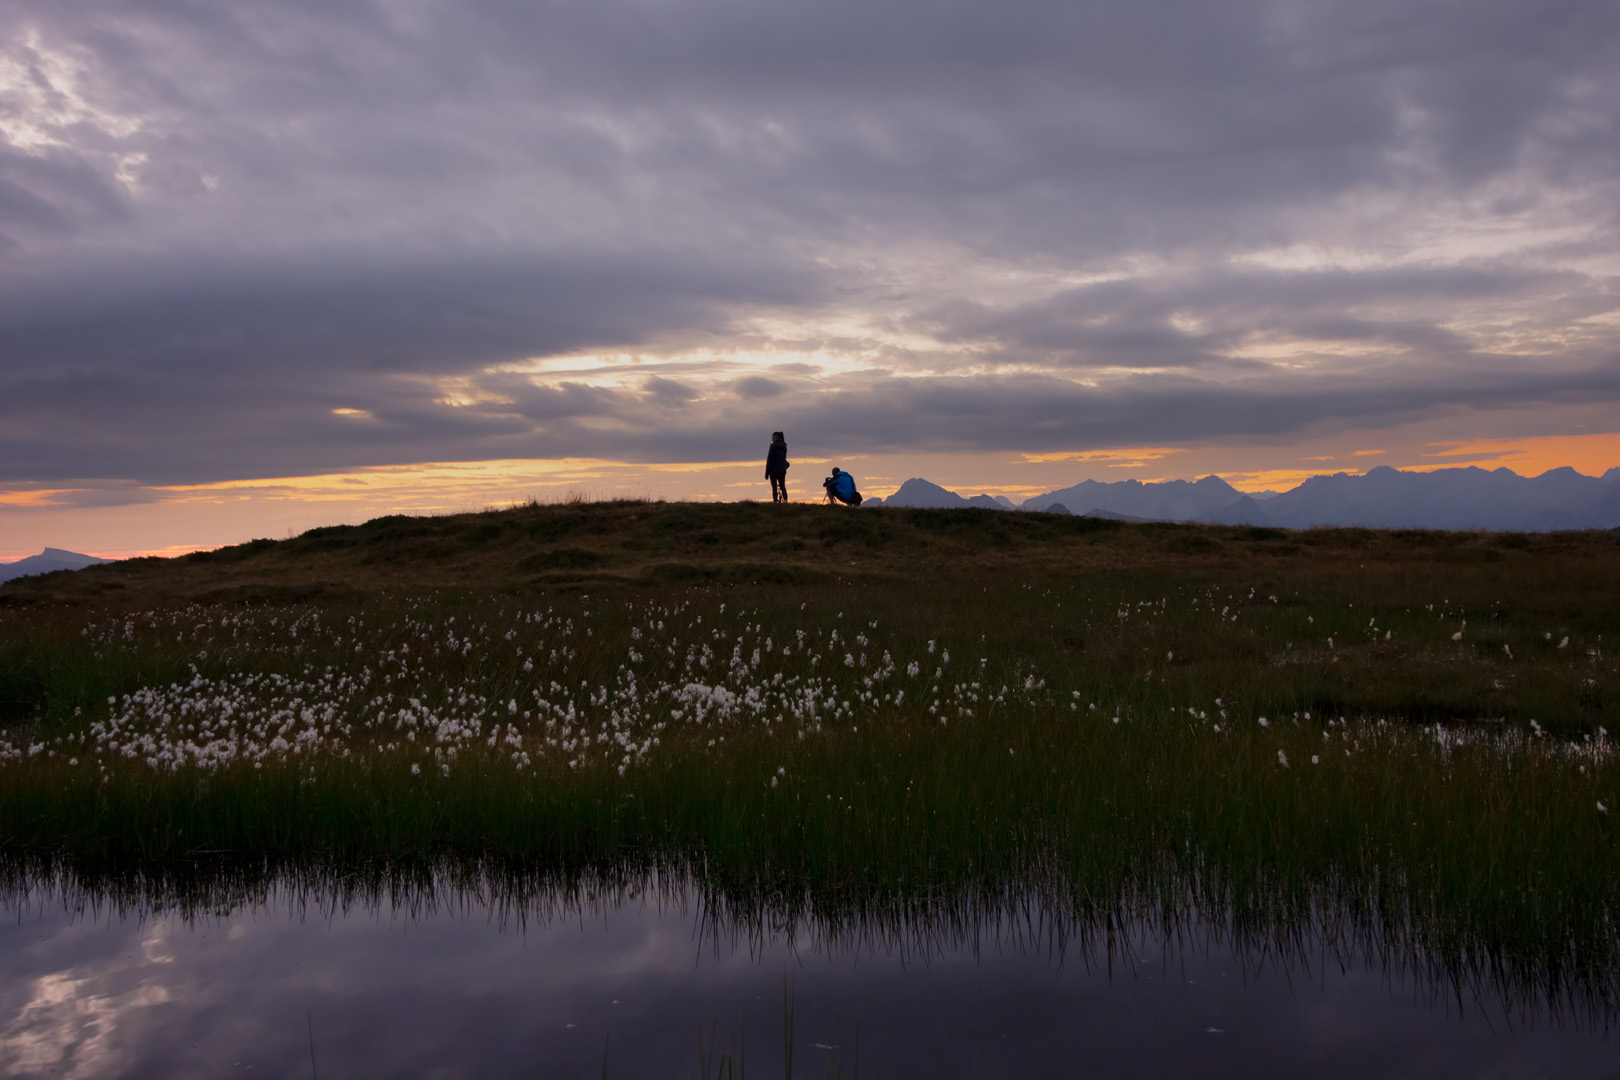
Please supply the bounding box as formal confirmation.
[765,431,789,503]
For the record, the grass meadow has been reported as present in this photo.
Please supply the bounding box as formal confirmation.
[2,500,1618,1022]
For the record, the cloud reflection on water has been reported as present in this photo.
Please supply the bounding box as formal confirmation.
[1,884,1613,1079]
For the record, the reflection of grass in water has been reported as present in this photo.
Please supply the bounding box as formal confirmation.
[8,851,1616,1040]
[2,509,1619,1027]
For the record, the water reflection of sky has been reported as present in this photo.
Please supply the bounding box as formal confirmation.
[2,890,1613,1078]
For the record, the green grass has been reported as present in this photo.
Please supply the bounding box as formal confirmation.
[2,502,1618,1020]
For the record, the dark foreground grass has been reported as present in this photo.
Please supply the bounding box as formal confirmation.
[2,502,1618,1021]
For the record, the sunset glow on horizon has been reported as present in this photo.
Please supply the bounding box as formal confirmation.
[3,2,1619,561]
[6,426,1616,562]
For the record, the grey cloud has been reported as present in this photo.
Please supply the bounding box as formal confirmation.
[0,247,826,482]
[0,250,819,375]
[641,376,699,407]
[1,0,1618,489]
[916,262,1614,372]
[432,357,1620,465]
[0,144,128,240]
[8,1,1616,255]
[0,479,157,512]
[4,356,1618,496]
[785,365,1620,459]
[733,377,782,399]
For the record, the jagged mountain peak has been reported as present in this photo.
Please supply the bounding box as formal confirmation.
[870,465,1620,531]
[885,478,1011,510]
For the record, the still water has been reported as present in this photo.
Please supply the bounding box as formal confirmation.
[2,881,1614,1078]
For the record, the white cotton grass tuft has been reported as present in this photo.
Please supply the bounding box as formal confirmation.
[21,597,1613,824]
[18,601,1013,783]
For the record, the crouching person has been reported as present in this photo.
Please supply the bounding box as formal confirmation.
[822,467,863,506]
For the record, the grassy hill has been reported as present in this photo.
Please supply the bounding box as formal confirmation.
[3,500,1618,1014]
[5,497,1617,607]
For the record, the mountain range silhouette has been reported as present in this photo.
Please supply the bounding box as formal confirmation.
[873,465,1620,531]
[6,464,1618,585]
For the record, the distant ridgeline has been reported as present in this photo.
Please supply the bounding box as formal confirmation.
[0,547,110,584]
[872,466,1620,531]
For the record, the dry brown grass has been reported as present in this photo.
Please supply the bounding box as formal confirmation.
[5,498,1617,609]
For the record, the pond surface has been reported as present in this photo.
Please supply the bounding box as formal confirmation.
[2,882,1614,1079]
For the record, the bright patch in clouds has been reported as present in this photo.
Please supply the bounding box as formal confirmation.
[0,0,1617,554]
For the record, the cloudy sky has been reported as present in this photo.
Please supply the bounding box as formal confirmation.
[3,0,1618,556]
